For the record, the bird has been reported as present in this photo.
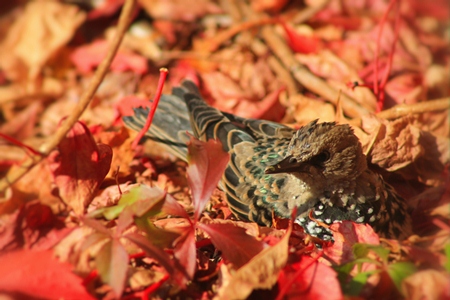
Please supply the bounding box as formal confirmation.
[123,80,412,241]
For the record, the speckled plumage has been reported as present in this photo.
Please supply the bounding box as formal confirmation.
[124,80,412,240]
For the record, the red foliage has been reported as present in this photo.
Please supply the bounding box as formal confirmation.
[71,40,148,75]
[47,121,112,215]
[0,250,94,299]
[278,255,343,300]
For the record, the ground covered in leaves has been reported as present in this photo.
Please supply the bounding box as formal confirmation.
[0,0,449,299]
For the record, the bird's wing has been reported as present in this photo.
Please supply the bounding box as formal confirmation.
[124,80,296,225]
[123,92,192,160]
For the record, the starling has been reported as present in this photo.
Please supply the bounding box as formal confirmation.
[124,80,412,240]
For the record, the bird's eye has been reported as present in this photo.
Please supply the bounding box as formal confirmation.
[314,151,330,164]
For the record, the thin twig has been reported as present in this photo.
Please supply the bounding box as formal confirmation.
[0,0,136,194]
[376,97,450,120]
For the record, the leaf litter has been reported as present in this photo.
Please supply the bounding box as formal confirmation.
[0,0,448,299]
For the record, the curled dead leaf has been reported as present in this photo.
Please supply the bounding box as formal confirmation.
[216,226,291,299]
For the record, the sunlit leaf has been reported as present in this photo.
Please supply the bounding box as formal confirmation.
[47,121,112,215]
[324,221,380,265]
[93,184,166,221]
[0,250,94,299]
[278,256,343,300]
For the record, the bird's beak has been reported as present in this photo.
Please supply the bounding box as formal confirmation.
[265,156,309,174]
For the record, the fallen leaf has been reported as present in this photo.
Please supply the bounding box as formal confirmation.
[197,222,265,269]
[0,101,42,140]
[402,269,450,300]
[0,1,86,80]
[282,22,323,54]
[360,115,423,172]
[278,256,343,300]
[96,239,129,298]
[48,121,113,215]
[216,226,291,299]
[0,250,94,299]
[124,232,183,285]
[71,40,148,75]
[139,0,222,21]
[0,201,71,251]
[324,221,380,265]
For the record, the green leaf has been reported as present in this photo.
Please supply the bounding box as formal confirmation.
[346,270,379,295]
[352,243,390,262]
[445,243,450,272]
[353,243,370,258]
[335,262,379,296]
[90,184,166,220]
[134,217,180,248]
[387,262,417,291]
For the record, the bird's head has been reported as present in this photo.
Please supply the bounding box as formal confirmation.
[265,120,367,189]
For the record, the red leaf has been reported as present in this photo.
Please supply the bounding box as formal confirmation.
[186,137,230,221]
[0,101,42,140]
[0,202,72,251]
[197,222,265,269]
[323,221,380,265]
[0,250,94,299]
[281,22,322,54]
[96,239,129,298]
[116,95,150,119]
[70,40,148,75]
[124,232,186,286]
[87,0,125,19]
[161,193,190,220]
[277,256,343,300]
[82,217,112,236]
[48,121,112,215]
[173,227,197,280]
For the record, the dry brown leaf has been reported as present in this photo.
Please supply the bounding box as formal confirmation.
[139,0,221,21]
[286,93,336,124]
[0,161,62,216]
[94,127,135,179]
[0,1,86,81]
[360,115,423,171]
[200,218,261,238]
[215,227,290,299]
[402,270,450,300]
[359,114,448,185]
